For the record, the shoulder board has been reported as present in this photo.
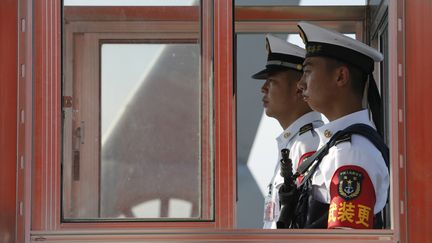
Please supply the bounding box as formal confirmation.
[334,133,351,146]
[299,123,313,135]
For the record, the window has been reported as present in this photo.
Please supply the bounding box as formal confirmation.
[30,0,404,241]
[61,1,213,222]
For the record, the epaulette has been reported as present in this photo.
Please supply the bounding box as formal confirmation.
[299,123,313,135]
[334,133,351,146]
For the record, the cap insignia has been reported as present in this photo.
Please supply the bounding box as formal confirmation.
[306,44,322,54]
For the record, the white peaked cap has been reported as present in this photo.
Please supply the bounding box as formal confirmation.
[298,21,383,73]
[251,34,305,79]
[266,34,305,59]
[298,21,385,135]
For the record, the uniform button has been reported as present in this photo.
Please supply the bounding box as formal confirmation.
[324,129,333,138]
[284,132,291,138]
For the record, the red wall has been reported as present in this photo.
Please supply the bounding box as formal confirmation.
[0,0,18,243]
[406,1,432,242]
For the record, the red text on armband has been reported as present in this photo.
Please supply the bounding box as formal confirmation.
[327,165,375,229]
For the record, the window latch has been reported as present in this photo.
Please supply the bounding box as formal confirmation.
[63,96,73,108]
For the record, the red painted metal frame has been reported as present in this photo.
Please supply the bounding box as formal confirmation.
[30,229,396,242]
[32,0,62,232]
[405,0,432,242]
[387,1,407,243]
[25,0,420,242]
[387,1,405,242]
[17,0,34,242]
[64,6,199,21]
[0,1,18,243]
[214,0,235,229]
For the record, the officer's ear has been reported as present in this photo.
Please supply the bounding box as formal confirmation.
[335,65,350,87]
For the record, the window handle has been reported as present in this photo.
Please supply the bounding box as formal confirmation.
[73,150,80,181]
[80,121,85,144]
[74,121,85,146]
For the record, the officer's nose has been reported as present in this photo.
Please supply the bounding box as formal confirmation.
[297,75,306,91]
[261,80,269,93]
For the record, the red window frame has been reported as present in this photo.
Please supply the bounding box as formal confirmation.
[31,1,234,231]
[22,0,408,242]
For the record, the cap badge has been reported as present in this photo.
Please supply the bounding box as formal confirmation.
[306,44,322,54]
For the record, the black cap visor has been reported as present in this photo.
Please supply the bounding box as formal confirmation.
[251,66,296,80]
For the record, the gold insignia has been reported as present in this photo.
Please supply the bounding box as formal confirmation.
[296,64,303,71]
[307,44,323,54]
[337,169,363,200]
[324,129,333,138]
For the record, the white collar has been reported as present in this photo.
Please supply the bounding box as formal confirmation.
[316,109,374,144]
[276,111,323,147]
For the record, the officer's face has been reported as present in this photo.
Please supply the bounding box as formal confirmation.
[297,57,338,114]
[261,70,300,119]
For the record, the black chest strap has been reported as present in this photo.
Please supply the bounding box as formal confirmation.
[295,123,389,187]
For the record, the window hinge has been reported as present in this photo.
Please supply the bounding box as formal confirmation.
[398,17,403,32]
[21,18,26,32]
[20,109,25,124]
[19,201,23,216]
[400,200,404,214]
[21,64,25,78]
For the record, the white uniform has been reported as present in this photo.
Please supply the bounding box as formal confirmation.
[263,111,323,229]
[311,110,389,217]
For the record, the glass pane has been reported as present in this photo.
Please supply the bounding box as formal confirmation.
[100,43,200,219]
[61,1,213,222]
[236,33,302,228]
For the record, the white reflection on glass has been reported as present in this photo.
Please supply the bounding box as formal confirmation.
[100,43,201,219]
[131,199,161,218]
[101,44,165,145]
[168,199,193,218]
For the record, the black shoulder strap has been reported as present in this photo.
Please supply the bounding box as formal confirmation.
[296,123,389,185]
[337,124,389,167]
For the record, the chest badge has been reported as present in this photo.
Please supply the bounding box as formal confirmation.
[337,169,363,200]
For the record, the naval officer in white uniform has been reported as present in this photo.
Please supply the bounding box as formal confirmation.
[251,34,323,229]
[296,22,389,229]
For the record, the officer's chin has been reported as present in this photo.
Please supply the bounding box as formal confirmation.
[264,109,275,118]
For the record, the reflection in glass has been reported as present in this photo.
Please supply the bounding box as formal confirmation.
[62,0,213,223]
[100,43,200,219]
